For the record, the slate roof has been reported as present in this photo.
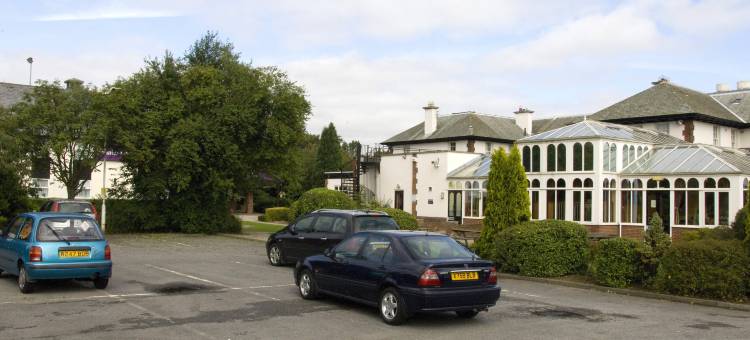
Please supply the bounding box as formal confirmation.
[0,82,33,108]
[519,120,685,144]
[622,144,750,175]
[382,112,524,145]
[589,80,744,125]
[532,115,587,134]
[711,90,750,122]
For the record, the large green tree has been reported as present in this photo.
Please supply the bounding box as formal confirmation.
[109,32,310,233]
[11,80,110,199]
[0,106,33,222]
[475,146,530,258]
[313,123,344,186]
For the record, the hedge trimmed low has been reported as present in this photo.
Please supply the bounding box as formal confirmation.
[264,207,291,222]
[290,188,355,219]
[494,220,589,277]
[380,208,418,230]
[654,239,749,301]
[589,238,642,288]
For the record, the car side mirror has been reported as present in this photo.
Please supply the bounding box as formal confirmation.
[289,225,297,235]
[323,247,333,257]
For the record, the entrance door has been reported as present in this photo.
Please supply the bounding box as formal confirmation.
[646,191,670,233]
[448,191,462,222]
[394,190,404,210]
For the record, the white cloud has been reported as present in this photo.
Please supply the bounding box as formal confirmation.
[35,9,181,22]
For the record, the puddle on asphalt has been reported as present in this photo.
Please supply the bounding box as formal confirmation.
[686,321,738,330]
[144,282,220,294]
[519,306,639,323]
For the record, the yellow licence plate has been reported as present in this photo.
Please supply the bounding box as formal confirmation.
[59,250,89,258]
[450,271,479,281]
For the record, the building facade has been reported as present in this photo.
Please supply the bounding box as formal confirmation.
[377,79,750,237]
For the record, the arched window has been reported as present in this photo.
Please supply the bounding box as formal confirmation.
[622,144,629,167]
[449,181,455,189]
[603,179,609,188]
[674,178,696,225]
[705,178,716,188]
[573,143,583,171]
[647,179,657,188]
[633,179,642,188]
[557,179,566,187]
[621,179,631,188]
[637,146,643,157]
[687,178,699,188]
[584,178,593,187]
[531,179,540,188]
[609,143,617,172]
[573,178,582,187]
[546,179,555,219]
[557,144,566,171]
[464,181,481,218]
[718,178,730,188]
[584,142,594,171]
[529,180,540,220]
[628,146,635,164]
[547,179,555,188]
[603,178,616,222]
[675,178,686,188]
[465,181,472,189]
[547,145,556,172]
[556,179,566,220]
[705,178,730,225]
[603,142,610,172]
[532,146,541,172]
[574,178,593,222]
[522,146,531,172]
[659,179,670,188]
[482,181,488,189]
[610,179,616,188]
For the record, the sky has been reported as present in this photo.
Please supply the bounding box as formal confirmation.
[1,0,750,144]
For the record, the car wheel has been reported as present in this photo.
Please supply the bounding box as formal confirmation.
[18,266,35,294]
[379,288,408,325]
[456,310,479,319]
[94,277,109,289]
[298,269,319,300]
[268,244,285,266]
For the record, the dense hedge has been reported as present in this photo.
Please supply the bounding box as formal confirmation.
[589,238,642,288]
[264,207,291,222]
[654,239,749,301]
[380,208,418,230]
[494,220,589,277]
[289,188,355,219]
[681,226,737,242]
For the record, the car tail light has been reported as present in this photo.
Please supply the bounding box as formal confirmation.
[104,244,111,260]
[487,266,497,284]
[30,246,43,262]
[418,268,441,287]
[51,202,59,212]
[91,204,100,223]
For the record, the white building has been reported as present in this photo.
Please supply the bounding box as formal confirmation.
[376,79,750,238]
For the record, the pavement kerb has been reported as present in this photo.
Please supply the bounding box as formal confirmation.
[218,232,269,243]
[498,273,750,312]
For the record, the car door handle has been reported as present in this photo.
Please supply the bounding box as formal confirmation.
[321,237,328,241]
[297,236,305,240]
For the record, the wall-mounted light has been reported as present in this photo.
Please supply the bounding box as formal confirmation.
[431,158,440,168]
[396,184,401,190]
[440,192,445,199]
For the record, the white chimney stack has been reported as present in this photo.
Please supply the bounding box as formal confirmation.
[738,81,750,91]
[514,107,534,136]
[423,101,438,136]
[716,83,731,92]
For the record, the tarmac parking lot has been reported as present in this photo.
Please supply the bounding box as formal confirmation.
[1,234,749,340]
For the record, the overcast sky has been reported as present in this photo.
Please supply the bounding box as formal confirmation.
[1,0,749,144]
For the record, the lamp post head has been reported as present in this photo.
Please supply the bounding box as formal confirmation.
[27,57,33,64]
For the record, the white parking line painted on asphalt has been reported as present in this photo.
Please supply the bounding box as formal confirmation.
[145,264,231,288]
[104,291,214,340]
[175,242,193,247]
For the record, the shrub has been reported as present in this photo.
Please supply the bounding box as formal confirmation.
[681,226,737,242]
[380,208,418,230]
[289,188,355,219]
[264,207,291,222]
[654,239,749,301]
[494,220,589,277]
[732,206,748,241]
[640,213,671,284]
[589,238,642,288]
[91,199,170,233]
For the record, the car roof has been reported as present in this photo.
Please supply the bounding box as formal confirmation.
[311,209,390,216]
[21,212,96,219]
[357,230,447,237]
[46,200,93,204]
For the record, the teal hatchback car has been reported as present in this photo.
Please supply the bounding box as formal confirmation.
[0,213,112,293]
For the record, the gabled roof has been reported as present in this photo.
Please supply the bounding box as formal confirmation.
[519,120,685,144]
[623,144,750,175]
[0,82,33,108]
[532,115,587,134]
[382,112,524,145]
[711,89,750,122]
[589,80,744,125]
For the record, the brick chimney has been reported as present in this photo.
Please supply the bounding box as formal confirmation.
[423,101,438,136]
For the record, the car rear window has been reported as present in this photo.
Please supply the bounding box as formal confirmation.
[37,217,103,242]
[403,236,475,260]
[354,216,399,231]
[58,202,94,214]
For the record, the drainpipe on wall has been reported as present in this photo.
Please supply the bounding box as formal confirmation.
[618,222,622,237]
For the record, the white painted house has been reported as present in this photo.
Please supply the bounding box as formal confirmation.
[376,79,750,238]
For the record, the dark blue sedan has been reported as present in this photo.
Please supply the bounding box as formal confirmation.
[294,230,500,325]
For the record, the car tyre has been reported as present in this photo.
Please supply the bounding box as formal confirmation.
[298,269,319,300]
[18,266,35,294]
[268,244,286,266]
[94,277,109,289]
[379,288,408,325]
[456,310,479,319]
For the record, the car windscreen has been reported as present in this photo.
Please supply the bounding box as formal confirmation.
[403,235,475,260]
[353,216,399,231]
[58,202,94,214]
[37,217,103,242]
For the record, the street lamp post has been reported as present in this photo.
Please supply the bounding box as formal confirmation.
[101,149,107,232]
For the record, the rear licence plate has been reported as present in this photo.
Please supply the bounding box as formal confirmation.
[59,250,89,258]
[451,271,479,281]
